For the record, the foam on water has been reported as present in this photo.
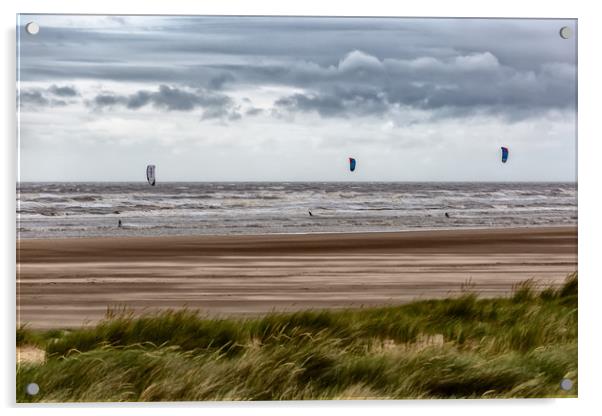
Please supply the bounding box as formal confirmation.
[16,182,577,239]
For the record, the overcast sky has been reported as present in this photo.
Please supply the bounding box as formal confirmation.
[17,15,577,182]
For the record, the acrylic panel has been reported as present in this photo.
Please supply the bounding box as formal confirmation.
[16,15,577,402]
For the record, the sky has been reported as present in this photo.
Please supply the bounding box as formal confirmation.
[17,15,577,182]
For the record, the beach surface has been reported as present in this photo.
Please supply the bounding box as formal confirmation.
[17,226,577,329]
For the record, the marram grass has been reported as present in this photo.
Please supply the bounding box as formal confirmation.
[17,273,577,402]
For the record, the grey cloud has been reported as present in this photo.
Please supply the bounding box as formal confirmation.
[89,85,232,112]
[48,84,78,97]
[200,107,230,120]
[19,17,575,82]
[200,106,242,122]
[50,99,68,107]
[92,93,127,107]
[209,73,235,90]
[20,90,49,106]
[20,85,81,108]
[270,49,575,120]
[151,85,203,111]
[338,50,385,73]
[245,107,264,116]
[276,94,345,117]
[19,16,576,121]
[126,91,152,109]
[275,89,391,118]
[228,111,242,121]
[151,85,231,111]
[88,85,238,120]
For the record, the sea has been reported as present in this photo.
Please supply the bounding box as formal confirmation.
[16,182,577,239]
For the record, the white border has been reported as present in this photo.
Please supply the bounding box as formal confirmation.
[2,1,600,415]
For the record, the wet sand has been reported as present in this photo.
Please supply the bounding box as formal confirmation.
[17,227,577,329]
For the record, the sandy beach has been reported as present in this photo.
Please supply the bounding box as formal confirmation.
[17,226,577,329]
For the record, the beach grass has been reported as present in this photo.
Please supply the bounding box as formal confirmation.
[16,273,577,401]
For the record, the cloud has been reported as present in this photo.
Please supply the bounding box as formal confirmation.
[20,90,49,106]
[275,93,346,117]
[19,85,79,108]
[92,93,126,107]
[338,50,384,72]
[87,84,245,122]
[245,107,264,116]
[275,89,391,118]
[270,49,574,120]
[22,46,576,122]
[208,73,235,90]
[453,51,500,71]
[152,85,209,111]
[48,84,78,97]
[89,85,233,112]
[17,17,576,122]
[199,106,243,122]
[126,91,152,109]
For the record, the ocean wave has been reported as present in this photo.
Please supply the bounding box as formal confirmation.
[16,182,577,238]
[70,195,98,202]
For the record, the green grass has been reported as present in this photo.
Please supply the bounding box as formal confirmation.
[16,273,577,401]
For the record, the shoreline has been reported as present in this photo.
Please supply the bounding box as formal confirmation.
[17,223,576,242]
[17,226,577,328]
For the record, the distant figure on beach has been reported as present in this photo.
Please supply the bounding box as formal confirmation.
[445,212,450,218]
[118,219,122,228]
[308,210,313,217]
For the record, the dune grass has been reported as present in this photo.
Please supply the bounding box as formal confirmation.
[16,273,577,402]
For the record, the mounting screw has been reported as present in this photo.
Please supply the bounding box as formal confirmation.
[25,22,40,35]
